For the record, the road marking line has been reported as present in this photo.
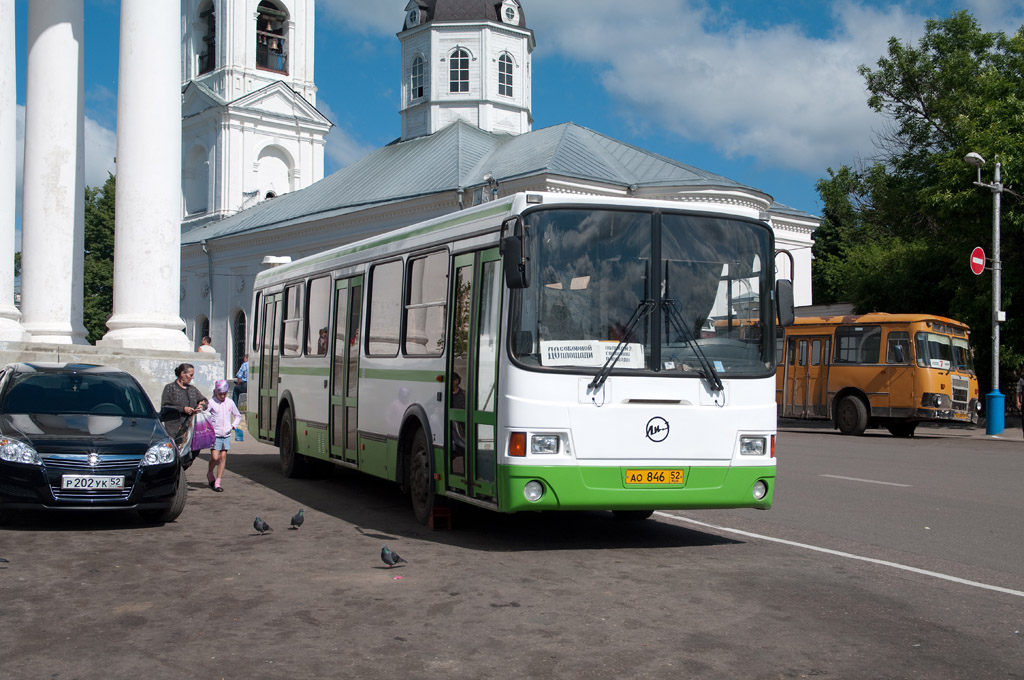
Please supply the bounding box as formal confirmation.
[820,474,911,487]
[653,512,1024,599]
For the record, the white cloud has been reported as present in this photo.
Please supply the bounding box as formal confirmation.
[316,98,377,170]
[84,116,117,189]
[526,0,940,174]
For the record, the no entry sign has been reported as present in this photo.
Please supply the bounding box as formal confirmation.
[970,247,986,275]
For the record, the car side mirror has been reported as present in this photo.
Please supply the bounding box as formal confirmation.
[775,279,795,327]
[158,405,179,422]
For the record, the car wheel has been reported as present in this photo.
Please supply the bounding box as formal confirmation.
[409,428,435,525]
[836,395,868,436]
[278,408,308,478]
[138,468,187,524]
[612,510,654,521]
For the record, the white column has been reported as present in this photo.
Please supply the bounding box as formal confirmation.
[99,0,190,351]
[0,0,27,341]
[20,0,88,344]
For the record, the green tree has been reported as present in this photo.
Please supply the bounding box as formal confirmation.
[813,11,1023,393]
[84,174,115,344]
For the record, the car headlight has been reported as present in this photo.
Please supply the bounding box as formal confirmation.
[141,439,177,466]
[0,436,42,465]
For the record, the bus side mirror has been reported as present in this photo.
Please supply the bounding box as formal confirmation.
[500,216,530,289]
[776,279,795,327]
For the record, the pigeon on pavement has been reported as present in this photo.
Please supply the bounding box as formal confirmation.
[254,516,272,536]
[381,544,407,568]
[290,508,304,530]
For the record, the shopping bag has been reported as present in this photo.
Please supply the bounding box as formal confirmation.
[190,411,216,451]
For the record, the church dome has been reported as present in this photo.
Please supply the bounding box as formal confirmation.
[402,1,528,31]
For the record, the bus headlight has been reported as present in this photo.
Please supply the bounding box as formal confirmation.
[523,481,544,502]
[752,480,768,500]
[740,436,767,456]
[531,435,560,455]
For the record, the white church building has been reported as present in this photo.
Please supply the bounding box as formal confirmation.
[177,0,819,377]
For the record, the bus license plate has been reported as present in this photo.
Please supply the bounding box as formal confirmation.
[625,469,684,485]
[61,475,125,490]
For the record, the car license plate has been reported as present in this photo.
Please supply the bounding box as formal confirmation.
[624,469,684,485]
[61,475,125,490]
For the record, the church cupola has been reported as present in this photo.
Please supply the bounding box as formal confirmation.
[399,0,535,141]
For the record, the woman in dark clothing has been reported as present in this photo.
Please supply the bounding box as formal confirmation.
[160,363,208,449]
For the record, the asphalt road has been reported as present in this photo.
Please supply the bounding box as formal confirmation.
[1,427,1022,679]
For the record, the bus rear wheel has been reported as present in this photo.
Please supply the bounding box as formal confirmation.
[409,428,435,525]
[887,421,918,438]
[836,395,868,436]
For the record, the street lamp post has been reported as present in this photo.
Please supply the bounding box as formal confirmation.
[964,152,1004,435]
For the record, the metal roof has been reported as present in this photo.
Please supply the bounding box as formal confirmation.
[182,120,810,245]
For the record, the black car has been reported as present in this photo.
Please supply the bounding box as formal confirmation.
[0,362,187,524]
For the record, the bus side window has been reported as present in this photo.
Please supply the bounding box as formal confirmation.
[798,340,807,366]
[834,326,881,364]
[886,331,910,364]
[787,339,796,365]
[810,339,821,366]
[282,283,303,357]
[306,276,331,356]
[367,260,403,357]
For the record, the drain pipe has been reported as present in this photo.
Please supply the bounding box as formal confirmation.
[200,239,213,347]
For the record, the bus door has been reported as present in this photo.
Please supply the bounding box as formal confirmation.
[784,336,829,417]
[883,330,914,413]
[446,248,502,502]
[329,277,363,465]
[258,293,283,439]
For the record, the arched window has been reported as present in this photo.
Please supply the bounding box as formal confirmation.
[198,0,215,75]
[195,315,210,347]
[232,310,247,374]
[449,49,469,93]
[411,55,425,100]
[256,1,288,73]
[184,145,209,215]
[498,53,513,97]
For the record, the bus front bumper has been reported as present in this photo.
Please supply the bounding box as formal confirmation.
[496,464,775,513]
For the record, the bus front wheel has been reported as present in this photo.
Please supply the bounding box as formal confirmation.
[409,428,435,525]
[836,396,868,436]
[278,409,308,478]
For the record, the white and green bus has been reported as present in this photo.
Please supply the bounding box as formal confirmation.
[248,192,794,524]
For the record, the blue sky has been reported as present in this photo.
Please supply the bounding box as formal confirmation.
[12,0,1024,237]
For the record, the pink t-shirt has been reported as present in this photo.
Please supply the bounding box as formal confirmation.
[207,395,242,437]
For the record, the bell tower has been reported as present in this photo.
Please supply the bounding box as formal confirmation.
[181,0,331,226]
[399,0,535,141]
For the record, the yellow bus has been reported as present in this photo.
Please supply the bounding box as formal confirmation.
[776,313,980,436]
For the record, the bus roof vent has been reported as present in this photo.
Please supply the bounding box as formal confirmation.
[261,256,292,268]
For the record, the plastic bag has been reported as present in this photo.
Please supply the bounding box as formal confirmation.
[190,411,216,451]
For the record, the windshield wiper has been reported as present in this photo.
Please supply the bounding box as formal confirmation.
[588,299,655,392]
[662,298,724,392]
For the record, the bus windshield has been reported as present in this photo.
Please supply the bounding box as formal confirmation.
[509,208,774,377]
[915,332,954,370]
[952,337,975,373]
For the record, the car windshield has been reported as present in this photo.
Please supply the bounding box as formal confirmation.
[509,207,775,378]
[1,372,155,417]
